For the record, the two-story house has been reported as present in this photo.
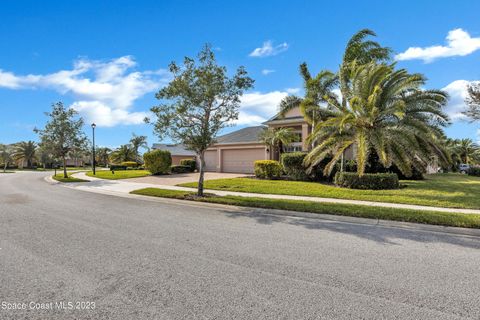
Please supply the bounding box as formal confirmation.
[153,107,314,174]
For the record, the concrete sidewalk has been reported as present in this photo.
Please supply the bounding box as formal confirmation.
[69,172,480,215]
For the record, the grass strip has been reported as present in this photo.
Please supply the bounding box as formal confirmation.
[131,187,480,229]
[179,174,480,210]
[86,170,151,180]
[52,173,89,183]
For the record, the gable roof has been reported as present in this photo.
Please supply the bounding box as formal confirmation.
[215,126,266,145]
[151,143,196,156]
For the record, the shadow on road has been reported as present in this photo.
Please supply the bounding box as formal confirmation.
[222,210,480,249]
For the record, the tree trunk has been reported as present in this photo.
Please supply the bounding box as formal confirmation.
[3,162,7,173]
[63,156,67,178]
[197,152,205,197]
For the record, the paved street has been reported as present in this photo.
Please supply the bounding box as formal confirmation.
[1,172,480,319]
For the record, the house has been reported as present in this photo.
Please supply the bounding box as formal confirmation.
[153,106,354,174]
[201,107,314,173]
[151,143,196,165]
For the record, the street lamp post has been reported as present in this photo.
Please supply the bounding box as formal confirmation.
[91,123,96,175]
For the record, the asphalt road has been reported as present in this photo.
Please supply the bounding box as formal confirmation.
[1,172,480,320]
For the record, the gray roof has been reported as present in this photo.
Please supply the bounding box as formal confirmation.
[151,143,196,156]
[215,126,266,145]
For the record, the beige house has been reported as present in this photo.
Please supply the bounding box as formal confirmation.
[154,106,354,174]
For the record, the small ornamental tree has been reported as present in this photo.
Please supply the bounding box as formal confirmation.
[147,45,254,196]
[34,102,88,178]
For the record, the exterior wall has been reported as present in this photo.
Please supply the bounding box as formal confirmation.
[283,108,303,118]
[171,155,195,166]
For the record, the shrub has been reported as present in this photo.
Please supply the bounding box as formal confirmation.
[171,165,191,173]
[334,172,399,190]
[254,160,282,179]
[109,164,127,171]
[281,152,309,181]
[468,167,480,177]
[121,161,139,168]
[180,159,196,172]
[143,150,172,175]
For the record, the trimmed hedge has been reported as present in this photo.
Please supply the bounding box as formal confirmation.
[171,165,191,173]
[334,172,399,190]
[109,164,127,171]
[180,159,196,172]
[468,167,480,177]
[281,152,309,181]
[254,160,282,179]
[121,161,139,168]
[143,150,172,175]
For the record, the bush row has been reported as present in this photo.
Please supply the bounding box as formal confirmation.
[334,172,399,190]
[254,160,282,179]
[468,167,480,177]
[255,158,400,190]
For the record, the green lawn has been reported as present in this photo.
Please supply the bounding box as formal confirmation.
[86,170,151,180]
[131,188,480,229]
[179,173,480,210]
[52,173,89,183]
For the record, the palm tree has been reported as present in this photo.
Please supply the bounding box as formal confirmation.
[278,66,338,127]
[110,144,136,163]
[12,141,37,168]
[96,147,111,167]
[258,127,297,160]
[305,62,450,177]
[0,144,13,172]
[455,139,480,164]
[278,29,392,144]
[130,134,148,163]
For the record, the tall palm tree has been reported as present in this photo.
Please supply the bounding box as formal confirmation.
[258,127,297,160]
[0,144,13,172]
[12,141,37,168]
[130,134,148,163]
[110,144,136,163]
[96,147,112,167]
[455,138,480,164]
[278,29,392,144]
[305,62,450,177]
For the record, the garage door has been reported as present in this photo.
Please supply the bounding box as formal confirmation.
[204,150,218,171]
[222,148,265,173]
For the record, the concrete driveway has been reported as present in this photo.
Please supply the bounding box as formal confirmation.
[127,172,249,185]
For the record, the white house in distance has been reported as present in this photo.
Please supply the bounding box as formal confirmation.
[152,106,355,173]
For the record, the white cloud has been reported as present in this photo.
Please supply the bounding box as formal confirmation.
[0,56,168,127]
[395,29,480,62]
[249,41,289,57]
[234,90,290,125]
[285,87,301,94]
[442,80,472,120]
[261,69,275,75]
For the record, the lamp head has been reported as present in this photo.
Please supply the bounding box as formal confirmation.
[91,123,96,129]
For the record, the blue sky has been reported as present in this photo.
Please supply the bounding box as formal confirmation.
[1,0,479,148]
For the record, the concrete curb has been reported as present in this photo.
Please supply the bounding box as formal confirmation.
[44,175,59,185]
[55,179,480,238]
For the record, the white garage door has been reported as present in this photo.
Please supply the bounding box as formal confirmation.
[222,148,265,173]
[204,150,218,171]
